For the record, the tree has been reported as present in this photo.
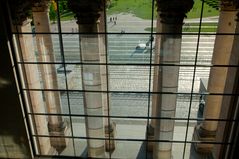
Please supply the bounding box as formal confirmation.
[49,0,57,23]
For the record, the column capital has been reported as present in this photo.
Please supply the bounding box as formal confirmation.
[68,0,104,24]
[237,1,239,21]
[10,0,32,25]
[32,0,50,12]
[48,121,66,132]
[220,0,239,11]
[156,0,194,24]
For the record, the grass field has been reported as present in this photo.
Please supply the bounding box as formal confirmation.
[186,0,219,19]
[107,0,153,19]
[59,0,219,21]
[144,25,217,33]
[60,11,75,21]
[107,0,219,19]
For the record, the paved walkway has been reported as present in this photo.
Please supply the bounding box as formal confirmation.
[106,13,155,33]
[61,121,195,159]
[51,13,153,32]
[50,13,219,33]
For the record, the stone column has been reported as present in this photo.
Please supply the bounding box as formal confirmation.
[68,0,105,157]
[193,0,239,153]
[99,9,116,152]
[147,16,162,152]
[153,1,194,158]
[147,15,162,152]
[11,8,53,154]
[32,0,69,153]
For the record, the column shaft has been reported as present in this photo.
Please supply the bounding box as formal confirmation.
[32,5,69,153]
[67,0,106,156]
[151,16,162,129]
[15,20,52,155]
[32,11,62,124]
[153,1,194,158]
[214,13,239,157]
[203,10,238,131]
[193,5,239,153]
[79,24,105,158]
[98,10,116,152]
[147,16,162,151]
[99,11,108,126]
[154,16,183,159]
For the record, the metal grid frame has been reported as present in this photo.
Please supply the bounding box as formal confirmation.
[10,0,239,158]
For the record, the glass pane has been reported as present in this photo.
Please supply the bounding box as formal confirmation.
[108,34,155,64]
[72,117,86,137]
[68,92,84,115]
[62,34,81,62]
[110,93,150,117]
[106,0,153,33]
[109,65,151,92]
[112,141,148,159]
[74,139,88,157]
[112,118,147,140]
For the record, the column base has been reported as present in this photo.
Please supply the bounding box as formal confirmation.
[47,146,58,155]
[48,121,71,153]
[154,150,173,159]
[146,124,154,152]
[105,122,116,153]
[88,145,105,158]
[192,124,216,153]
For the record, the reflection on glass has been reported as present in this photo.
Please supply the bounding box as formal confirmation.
[107,34,155,64]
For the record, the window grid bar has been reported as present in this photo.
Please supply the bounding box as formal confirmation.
[145,0,156,158]
[12,31,239,36]
[104,1,112,158]
[9,0,239,158]
[8,22,37,158]
[55,0,77,156]
[16,61,239,68]
[13,26,41,155]
[182,0,206,158]
[27,112,239,122]
[21,88,239,96]
[31,134,233,145]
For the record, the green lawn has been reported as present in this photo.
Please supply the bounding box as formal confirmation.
[107,0,153,19]
[60,11,75,21]
[186,0,219,18]
[107,0,219,19]
[144,26,217,33]
[186,22,218,26]
[55,0,219,21]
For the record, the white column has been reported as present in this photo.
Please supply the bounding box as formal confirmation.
[32,1,69,153]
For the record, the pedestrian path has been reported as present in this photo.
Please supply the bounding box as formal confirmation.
[50,13,218,33]
[61,121,195,159]
[106,13,155,33]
